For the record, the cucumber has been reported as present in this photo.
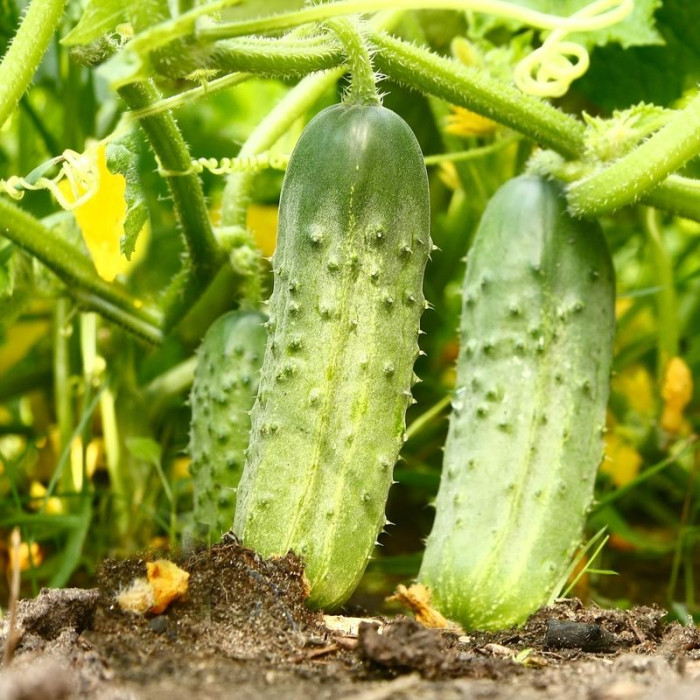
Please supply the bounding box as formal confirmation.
[189,310,267,538]
[234,103,431,609]
[419,175,615,630]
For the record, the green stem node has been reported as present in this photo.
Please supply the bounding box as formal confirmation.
[567,91,700,216]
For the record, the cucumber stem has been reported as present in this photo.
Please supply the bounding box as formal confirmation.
[325,17,380,106]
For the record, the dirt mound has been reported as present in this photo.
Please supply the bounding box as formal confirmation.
[1,537,699,699]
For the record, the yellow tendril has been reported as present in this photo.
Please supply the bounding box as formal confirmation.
[514,0,633,98]
[0,147,101,210]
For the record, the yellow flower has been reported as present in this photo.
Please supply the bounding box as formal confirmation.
[59,143,148,281]
[601,432,643,487]
[246,203,278,258]
[28,480,65,515]
[661,357,693,434]
[611,364,655,417]
[445,106,498,137]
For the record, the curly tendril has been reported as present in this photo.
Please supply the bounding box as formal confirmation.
[0,148,100,210]
[514,0,633,98]
[157,152,290,178]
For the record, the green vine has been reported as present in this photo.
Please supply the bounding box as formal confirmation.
[370,31,586,159]
[567,91,700,216]
[0,0,68,128]
[117,81,225,329]
[197,0,631,40]
[152,35,344,80]
[0,197,164,344]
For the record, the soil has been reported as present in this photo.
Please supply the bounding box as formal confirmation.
[1,535,699,700]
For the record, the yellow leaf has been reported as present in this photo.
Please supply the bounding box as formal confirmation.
[661,357,693,434]
[59,143,148,281]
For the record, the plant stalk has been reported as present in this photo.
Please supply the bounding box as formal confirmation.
[0,197,164,343]
[567,91,700,216]
[118,81,225,329]
[0,0,67,128]
[371,31,586,159]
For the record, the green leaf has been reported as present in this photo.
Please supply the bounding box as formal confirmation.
[468,0,663,48]
[125,436,162,466]
[0,242,14,298]
[575,0,700,109]
[106,130,149,260]
[62,0,132,46]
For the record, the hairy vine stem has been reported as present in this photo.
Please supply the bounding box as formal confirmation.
[567,91,700,216]
[152,35,344,79]
[0,0,67,128]
[197,0,631,41]
[370,31,586,159]
[118,81,225,329]
[325,18,379,106]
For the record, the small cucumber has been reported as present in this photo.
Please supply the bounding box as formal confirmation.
[234,103,431,609]
[419,175,615,630]
[189,310,266,538]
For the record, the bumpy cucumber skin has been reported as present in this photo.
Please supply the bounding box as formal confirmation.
[189,310,267,538]
[234,104,431,609]
[419,176,615,631]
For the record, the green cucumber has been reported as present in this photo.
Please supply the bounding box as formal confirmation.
[419,175,615,630]
[234,103,431,609]
[189,310,267,538]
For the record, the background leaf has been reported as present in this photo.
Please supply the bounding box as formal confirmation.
[106,130,149,259]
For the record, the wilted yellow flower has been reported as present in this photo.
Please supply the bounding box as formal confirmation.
[661,357,693,434]
[8,540,43,572]
[445,106,498,137]
[59,142,148,281]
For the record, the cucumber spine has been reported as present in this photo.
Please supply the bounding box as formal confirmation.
[419,175,615,630]
[234,103,431,609]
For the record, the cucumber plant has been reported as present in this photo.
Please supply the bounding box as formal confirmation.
[233,101,432,609]
[419,175,615,630]
[189,310,267,538]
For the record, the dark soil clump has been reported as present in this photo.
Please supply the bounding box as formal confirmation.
[1,538,700,699]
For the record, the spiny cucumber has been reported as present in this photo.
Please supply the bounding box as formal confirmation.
[234,103,431,609]
[189,310,266,538]
[419,175,615,630]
